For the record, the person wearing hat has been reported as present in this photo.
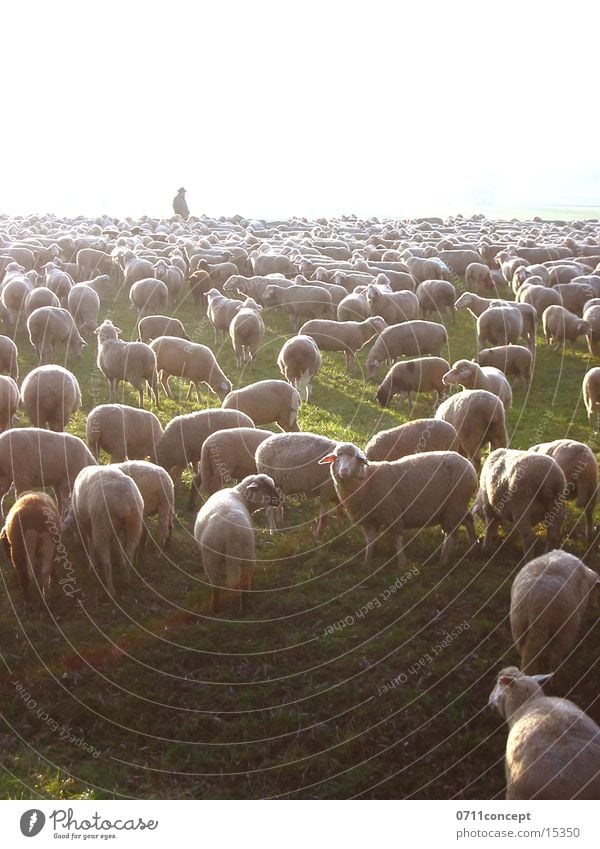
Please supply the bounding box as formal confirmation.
[173,187,190,219]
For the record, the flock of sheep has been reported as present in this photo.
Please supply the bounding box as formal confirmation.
[0,210,599,800]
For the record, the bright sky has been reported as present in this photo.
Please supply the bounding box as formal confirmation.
[2,0,599,220]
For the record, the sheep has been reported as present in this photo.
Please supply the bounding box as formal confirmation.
[229,297,264,368]
[364,419,457,461]
[442,359,512,410]
[456,293,536,349]
[435,389,508,473]
[552,282,594,315]
[0,375,19,433]
[416,279,456,322]
[153,258,184,303]
[206,288,244,343]
[24,286,60,317]
[295,274,348,306]
[583,367,600,428]
[223,274,291,304]
[475,448,567,555]
[542,305,590,349]
[115,460,175,552]
[365,320,448,379]
[366,284,419,324]
[489,666,600,799]
[518,283,562,317]
[86,403,163,462]
[336,290,370,322]
[276,335,322,402]
[193,473,280,614]
[0,492,62,605]
[187,268,212,309]
[476,345,533,385]
[42,261,73,303]
[27,306,86,364]
[94,319,159,408]
[529,439,598,544]
[510,551,599,674]
[222,380,301,432]
[156,408,255,488]
[403,254,450,283]
[583,302,600,354]
[67,283,100,334]
[149,335,231,402]
[319,443,477,567]
[476,304,523,351]
[263,283,333,329]
[20,365,81,431]
[137,315,190,343]
[253,254,297,277]
[465,261,495,295]
[63,465,143,597]
[129,277,169,317]
[0,428,96,518]
[189,426,273,510]
[0,335,18,380]
[299,316,386,373]
[376,357,450,409]
[255,431,340,535]
[437,248,482,277]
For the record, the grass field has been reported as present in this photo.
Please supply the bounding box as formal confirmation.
[0,279,599,800]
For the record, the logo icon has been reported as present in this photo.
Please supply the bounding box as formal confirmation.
[20,810,46,837]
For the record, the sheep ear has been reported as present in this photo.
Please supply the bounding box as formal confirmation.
[531,673,552,684]
[318,454,337,465]
[498,674,515,686]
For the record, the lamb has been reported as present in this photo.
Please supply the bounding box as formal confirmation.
[206,288,244,343]
[583,367,600,428]
[442,359,512,410]
[364,418,457,461]
[263,283,333,329]
[510,551,599,674]
[156,408,254,488]
[475,448,567,555]
[229,297,265,368]
[149,335,231,402]
[63,465,143,597]
[465,261,495,295]
[27,306,86,364]
[529,439,598,544]
[476,304,523,351]
[434,389,508,473]
[255,431,339,535]
[376,357,450,408]
[542,305,590,349]
[319,443,477,567]
[336,291,370,322]
[0,375,19,433]
[299,316,386,373]
[489,666,600,799]
[0,428,96,518]
[222,380,301,432]
[115,460,175,552]
[366,284,419,324]
[193,473,280,614]
[129,277,169,317]
[20,365,81,431]
[86,403,163,462]
[67,283,100,334]
[189,427,273,510]
[137,315,190,343]
[276,334,322,402]
[0,335,18,380]
[0,492,62,605]
[24,286,60,317]
[416,279,456,322]
[476,345,533,385]
[365,320,448,379]
[94,319,159,408]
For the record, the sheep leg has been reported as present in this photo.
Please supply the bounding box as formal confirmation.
[363,524,378,564]
[482,516,500,553]
[160,371,173,398]
[462,512,477,546]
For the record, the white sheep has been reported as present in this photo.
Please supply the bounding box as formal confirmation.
[86,403,163,462]
[222,380,301,432]
[229,297,265,368]
[582,367,600,428]
[137,315,190,343]
[376,357,450,408]
[276,335,322,402]
[542,305,590,349]
[68,283,101,334]
[365,320,448,379]
[366,284,419,324]
[94,319,159,408]
[0,375,19,433]
[24,286,60,318]
[0,335,18,380]
[20,365,81,431]
[206,288,244,343]
[442,359,512,410]
[115,460,175,552]
[475,345,533,386]
[435,389,508,473]
[129,277,169,317]
[364,419,457,461]
[299,316,386,373]
[27,306,86,364]
[149,335,231,402]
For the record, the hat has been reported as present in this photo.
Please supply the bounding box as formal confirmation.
[178,187,186,193]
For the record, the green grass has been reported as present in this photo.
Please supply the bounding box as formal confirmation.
[0,280,599,800]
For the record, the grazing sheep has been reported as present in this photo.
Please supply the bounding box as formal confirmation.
[27,306,86,364]
[416,279,456,322]
[319,443,477,567]
[476,448,566,555]
[465,261,495,295]
[193,473,280,614]
[583,302,600,354]
[222,380,301,432]
[366,284,419,324]
[0,428,96,518]
[337,291,370,322]
[583,367,600,428]
[299,316,386,373]
[95,319,159,408]
[1,274,34,326]
[0,375,19,433]
[129,277,169,317]
[115,460,175,552]
[264,282,334,327]
[206,288,244,343]
[518,283,562,317]
[20,365,81,431]
[552,282,594,315]
[187,268,211,309]
[434,389,508,473]
[149,335,231,402]
[529,439,598,544]
[489,666,600,799]
[542,305,590,349]
[510,551,599,674]
[364,418,457,461]
[153,258,184,304]
[476,304,523,351]
[0,492,62,605]
[43,261,73,303]
[137,315,190,343]
[67,283,100,334]
[476,345,533,385]
[24,286,60,318]
[63,466,143,597]
[229,297,265,368]
[376,357,450,408]
[254,254,297,277]
[277,335,322,402]
[442,359,512,410]
[365,320,448,379]
[86,404,163,462]
[0,336,18,380]
[156,408,254,488]
[456,293,535,350]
